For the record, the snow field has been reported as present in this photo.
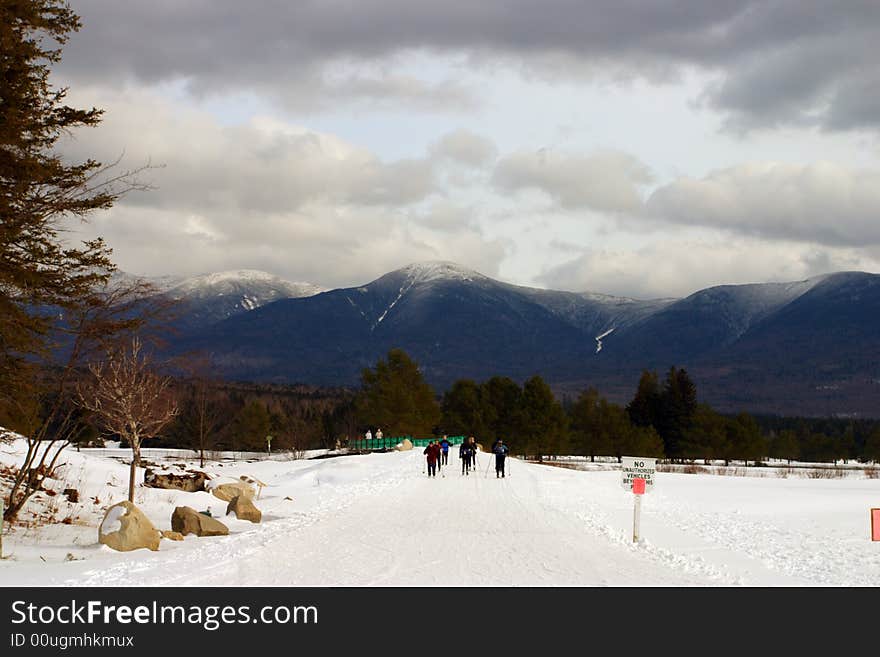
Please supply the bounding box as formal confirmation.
[1,440,879,586]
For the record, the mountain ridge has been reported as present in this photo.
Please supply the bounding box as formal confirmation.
[143,261,880,417]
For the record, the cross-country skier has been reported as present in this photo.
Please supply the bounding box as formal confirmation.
[440,435,451,465]
[494,439,509,478]
[460,439,474,475]
[424,440,440,477]
[468,436,478,468]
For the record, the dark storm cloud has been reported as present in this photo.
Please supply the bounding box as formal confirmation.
[60,1,880,129]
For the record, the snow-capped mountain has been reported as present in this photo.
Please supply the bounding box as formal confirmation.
[115,269,324,329]
[167,269,321,305]
[167,262,880,416]
[606,276,826,365]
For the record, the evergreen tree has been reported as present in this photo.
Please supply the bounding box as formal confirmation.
[656,367,698,460]
[620,423,665,460]
[626,370,661,428]
[0,1,149,422]
[601,399,635,462]
[355,349,440,437]
[770,429,800,464]
[863,426,880,464]
[568,388,607,462]
[479,376,523,444]
[519,375,568,460]
[681,404,729,463]
[441,379,485,437]
[837,425,856,463]
[726,412,766,466]
[231,401,271,452]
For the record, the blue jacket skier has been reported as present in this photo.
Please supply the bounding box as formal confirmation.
[440,436,451,465]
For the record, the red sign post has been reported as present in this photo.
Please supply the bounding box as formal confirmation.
[631,477,646,542]
[632,477,646,495]
[872,508,880,542]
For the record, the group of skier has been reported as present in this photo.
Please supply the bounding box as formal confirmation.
[423,435,509,478]
[422,435,451,477]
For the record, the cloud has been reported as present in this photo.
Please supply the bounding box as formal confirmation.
[59,90,437,216]
[646,162,880,247]
[316,72,479,112]
[493,149,652,213]
[58,88,508,288]
[431,130,498,167]
[59,1,880,130]
[408,200,477,232]
[536,237,877,299]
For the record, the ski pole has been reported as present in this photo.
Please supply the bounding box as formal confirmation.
[484,456,492,478]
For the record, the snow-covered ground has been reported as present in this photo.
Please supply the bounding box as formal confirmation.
[1,438,879,586]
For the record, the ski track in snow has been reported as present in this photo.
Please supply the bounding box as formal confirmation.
[58,453,721,587]
[3,445,878,587]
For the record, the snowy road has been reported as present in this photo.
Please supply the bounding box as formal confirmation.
[202,453,707,586]
[2,444,879,586]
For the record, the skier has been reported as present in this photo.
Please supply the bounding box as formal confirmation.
[424,440,440,478]
[460,439,474,475]
[440,435,451,465]
[468,436,478,467]
[493,439,509,478]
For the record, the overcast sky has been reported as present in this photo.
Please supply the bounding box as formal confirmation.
[58,0,880,299]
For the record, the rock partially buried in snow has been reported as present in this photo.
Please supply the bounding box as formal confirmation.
[145,468,209,493]
[98,501,160,552]
[171,506,229,537]
[238,475,267,499]
[160,530,185,541]
[209,482,255,502]
[395,439,413,451]
[226,495,261,523]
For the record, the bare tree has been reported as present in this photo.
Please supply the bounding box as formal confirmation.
[177,352,224,467]
[3,279,169,522]
[77,337,178,502]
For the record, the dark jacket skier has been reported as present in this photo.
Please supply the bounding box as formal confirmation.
[459,440,474,475]
[493,440,509,478]
[424,441,440,477]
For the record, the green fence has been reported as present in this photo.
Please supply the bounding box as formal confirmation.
[349,435,467,451]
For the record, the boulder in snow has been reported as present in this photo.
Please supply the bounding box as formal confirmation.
[171,506,229,537]
[160,530,185,541]
[209,481,255,502]
[145,468,209,493]
[395,439,413,451]
[98,501,160,552]
[226,495,261,523]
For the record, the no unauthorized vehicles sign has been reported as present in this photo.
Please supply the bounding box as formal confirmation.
[621,456,657,492]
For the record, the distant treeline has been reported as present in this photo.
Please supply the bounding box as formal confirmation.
[68,348,880,464]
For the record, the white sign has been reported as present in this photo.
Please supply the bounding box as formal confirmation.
[621,456,657,493]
